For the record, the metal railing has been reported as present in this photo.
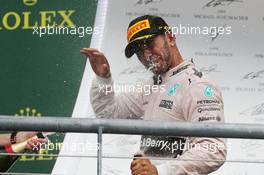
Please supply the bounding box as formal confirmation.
[1,115,264,175]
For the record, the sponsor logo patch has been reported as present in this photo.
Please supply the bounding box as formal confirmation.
[127,19,150,41]
[170,64,189,77]
[197,107,220,113]
[198,115,221,122]
[197,99,220,105]
[167,83,181,96]
[159,100,173,109]
[204,86,213,97]
[193,68,203,78]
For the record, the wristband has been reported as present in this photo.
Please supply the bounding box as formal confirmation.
[10,132,17,144]
[4,144,14,154]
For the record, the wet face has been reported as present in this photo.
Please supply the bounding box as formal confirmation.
[135,34,172,75]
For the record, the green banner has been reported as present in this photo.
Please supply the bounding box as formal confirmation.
[0,0,97,173]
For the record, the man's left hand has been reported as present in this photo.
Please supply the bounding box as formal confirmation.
[131,157,158,175]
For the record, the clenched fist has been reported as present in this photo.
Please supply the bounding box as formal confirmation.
[131,154,158,175]
[80,48,111,78]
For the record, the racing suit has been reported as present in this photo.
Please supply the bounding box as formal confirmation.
[90,60,227,175]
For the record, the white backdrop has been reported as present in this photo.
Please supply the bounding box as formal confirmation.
[53,0,264,174]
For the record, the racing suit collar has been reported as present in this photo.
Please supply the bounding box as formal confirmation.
[162,60,194,81]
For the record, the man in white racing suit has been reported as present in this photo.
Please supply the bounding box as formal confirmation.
[80,15,226,175]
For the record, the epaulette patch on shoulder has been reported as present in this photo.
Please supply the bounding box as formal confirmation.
[192,68,203,78]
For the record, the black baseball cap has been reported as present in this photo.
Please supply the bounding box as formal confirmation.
[125,15,169,58]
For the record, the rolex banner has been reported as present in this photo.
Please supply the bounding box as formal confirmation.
[0,0,97,173]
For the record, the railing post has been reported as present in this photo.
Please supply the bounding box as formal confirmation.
[97,126,103,175]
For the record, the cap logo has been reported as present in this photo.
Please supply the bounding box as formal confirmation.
[127,19,150,42]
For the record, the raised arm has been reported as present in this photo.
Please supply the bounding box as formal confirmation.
[81,48,146,119]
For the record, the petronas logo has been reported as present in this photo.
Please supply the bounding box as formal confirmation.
[15,107,42,117]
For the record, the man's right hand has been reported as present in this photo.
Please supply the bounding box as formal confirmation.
[16,132,39,143]
[80,48,111,78]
